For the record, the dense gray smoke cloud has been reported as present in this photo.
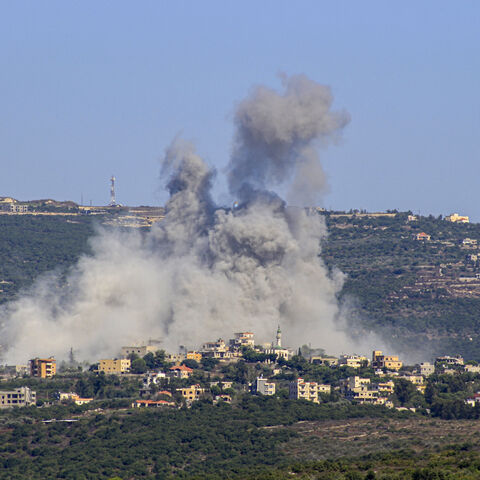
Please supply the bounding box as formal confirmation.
[0,75,374,364]
[228,74,350,206]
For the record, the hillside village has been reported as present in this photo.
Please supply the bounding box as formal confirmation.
[320,209,480,360]
[2,325,480,421]
[2,203,480,419]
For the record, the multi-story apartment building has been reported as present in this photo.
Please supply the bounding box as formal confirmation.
[30,357,56,378]
[338,354,369,369]
[436,355,464,367]
[98,358,131,374]
[167,353,186,363]
[255,376,275,395]
[201,338,242,360]
[177,385,205,402]
[372,351,402,371]
[202,339,227,353]
[289,378,323,403]
[344,376,371,392]
[419,362,435,376]
[376,380,395,395]
[344,376,384,404]
[186,351,202,362]
[229,332,255,349]
[2,203,29,213]
[0,387,36,408]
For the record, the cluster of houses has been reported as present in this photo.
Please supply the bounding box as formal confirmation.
[411,211,471,243]
[2,327,480,410]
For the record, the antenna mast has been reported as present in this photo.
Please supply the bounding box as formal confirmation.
[109,175,116,206]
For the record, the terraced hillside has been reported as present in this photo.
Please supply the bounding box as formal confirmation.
[322,211,480,359]
[2,209,480,359]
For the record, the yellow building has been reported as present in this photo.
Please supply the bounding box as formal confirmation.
[289,378,321,403]
[339,354,369,369]
[30,357,56,378]
[372,351,402,371]
[446,213,469,223]
[345,376,384,404]
[177,385,205,402]
[377,381,395,395]
[400,375,426,394]
[401,374,424,385]
[98,358,131,374]
[186,351,202,362]
[346,376,371,391]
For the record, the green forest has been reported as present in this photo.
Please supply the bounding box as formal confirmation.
[0,215,95,304]
[0,395,479,480]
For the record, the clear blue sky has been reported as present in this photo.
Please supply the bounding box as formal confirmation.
[1,1,479,218]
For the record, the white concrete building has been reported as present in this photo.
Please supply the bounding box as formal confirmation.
[255,376,275,395]
[0,387,36,408]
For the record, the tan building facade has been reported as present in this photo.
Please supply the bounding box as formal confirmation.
[372,351,402,371]
[121,346,157,358]
[0,387,36,408]
[98,358,131,374]
[177,385,205,402]
[446,213,469,223]
[339,354,369,369]
[186,351,202,362]
[30,357,56,378]
[289,378,320,403]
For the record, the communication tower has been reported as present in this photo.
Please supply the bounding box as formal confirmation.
[109,175,116,206]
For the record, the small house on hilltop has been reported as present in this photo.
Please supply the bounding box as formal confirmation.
[415,232,431,241]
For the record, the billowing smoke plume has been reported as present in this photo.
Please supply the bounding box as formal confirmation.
[228,74,350,206]
[0,75,363,364]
